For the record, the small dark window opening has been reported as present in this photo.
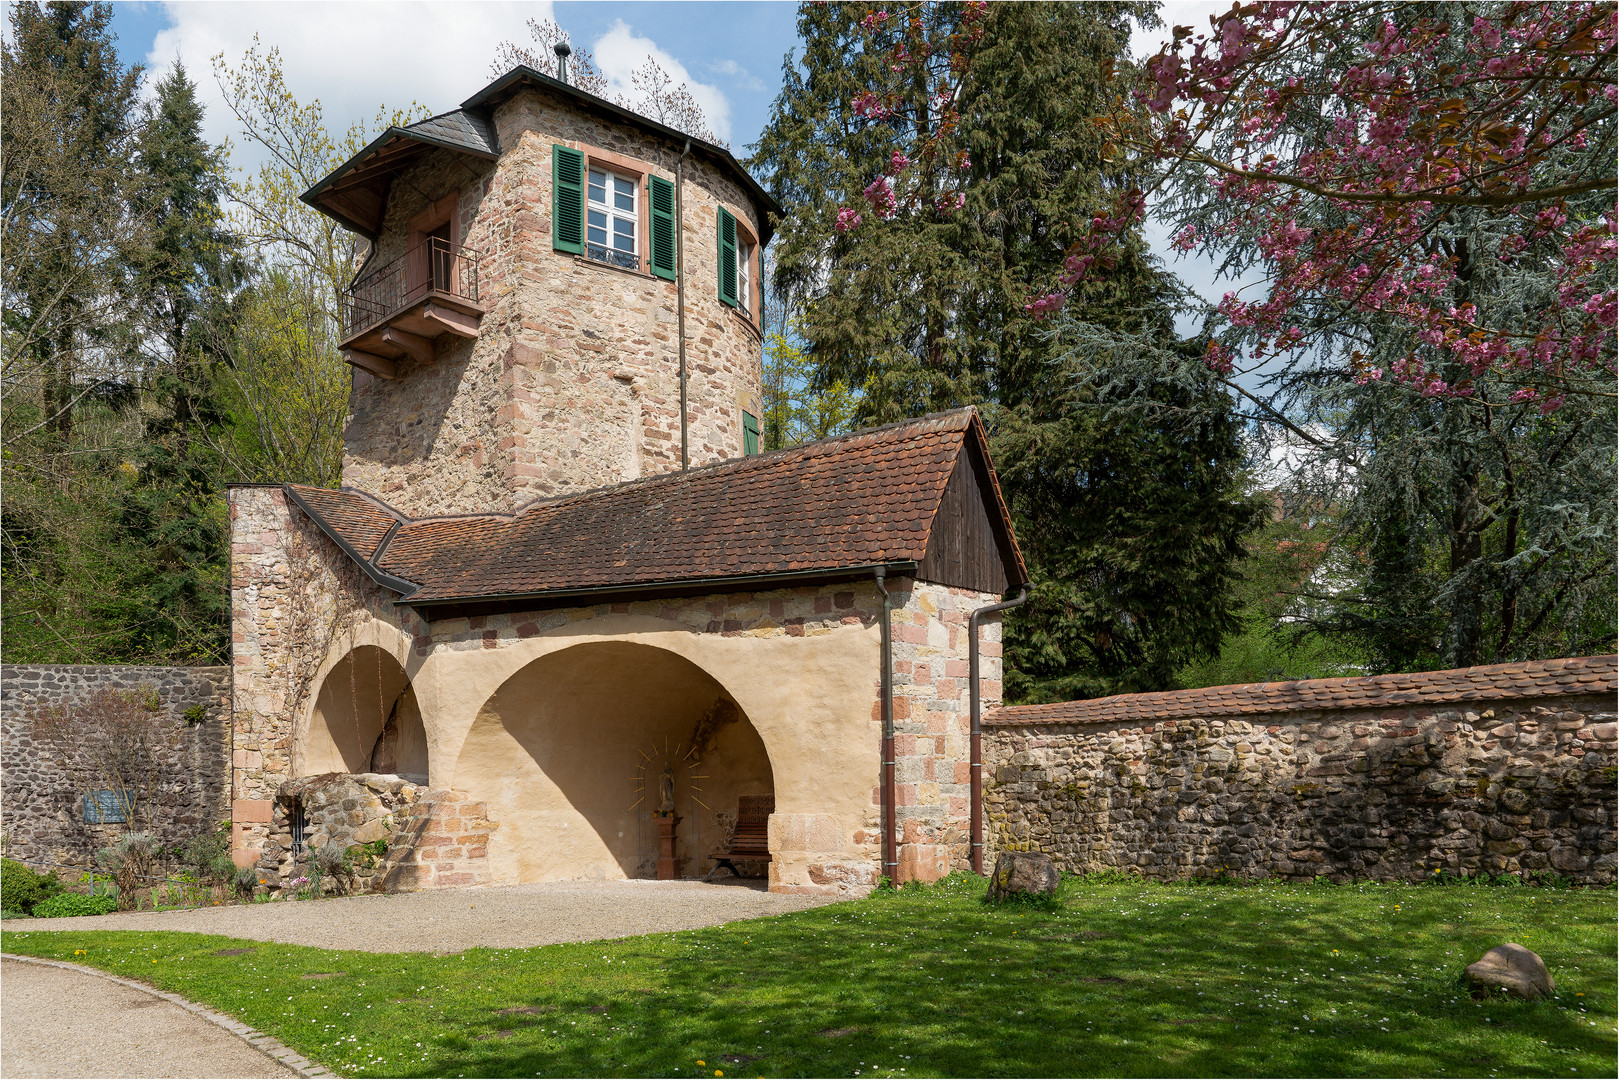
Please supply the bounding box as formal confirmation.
[289,801,308,864]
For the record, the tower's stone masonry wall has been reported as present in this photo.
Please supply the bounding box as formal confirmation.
[229,496,993,893]
[0,664,230,866]
[984,696,1617,885]
[341,87,765,517]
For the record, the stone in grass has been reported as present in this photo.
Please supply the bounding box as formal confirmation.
[1465,943,1555,1000]
[986,851,1059,902]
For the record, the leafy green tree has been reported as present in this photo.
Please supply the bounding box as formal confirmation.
[1,1,149,662]
[755,1,1265,698]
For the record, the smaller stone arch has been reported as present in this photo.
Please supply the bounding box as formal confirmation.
[297,644,427,781]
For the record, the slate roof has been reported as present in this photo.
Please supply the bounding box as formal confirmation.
[401,109,499,158]
[985,655,1619,727]
[284,408,1026,607]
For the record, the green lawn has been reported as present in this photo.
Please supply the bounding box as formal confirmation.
[3,875,1614,1078]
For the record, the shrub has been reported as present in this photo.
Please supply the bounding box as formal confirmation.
[233,865,260,899]
[1,858,62,915]
[179,824,236,886]
[95,832,161,910]
[32,892,117,918]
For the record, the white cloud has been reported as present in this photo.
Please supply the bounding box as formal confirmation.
[707,57,765,94]
[146,1,548,176]
[591,19,732,142]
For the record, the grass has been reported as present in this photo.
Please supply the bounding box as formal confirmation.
[3,875,1615,1078]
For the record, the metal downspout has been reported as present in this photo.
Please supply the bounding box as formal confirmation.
[875,567,897,884]
[969,584,1030,874]
[676,138,692,469]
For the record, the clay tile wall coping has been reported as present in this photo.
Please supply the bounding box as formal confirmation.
[985,655,1619,727]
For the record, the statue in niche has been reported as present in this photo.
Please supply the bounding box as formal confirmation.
[658,762,676,813]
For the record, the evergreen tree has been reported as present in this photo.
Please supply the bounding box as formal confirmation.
[111,63,242,663]
[754,1,1265,698]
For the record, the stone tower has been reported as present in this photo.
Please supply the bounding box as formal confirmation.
[303,66,777,516]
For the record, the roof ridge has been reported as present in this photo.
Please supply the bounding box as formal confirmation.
[500,407,978,520]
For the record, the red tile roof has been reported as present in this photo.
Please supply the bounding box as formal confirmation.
[285,408,1027,605]
[985,655,1618,726]
[284,484,399,561]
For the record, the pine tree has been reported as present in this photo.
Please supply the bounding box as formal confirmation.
[754,2,1264,698]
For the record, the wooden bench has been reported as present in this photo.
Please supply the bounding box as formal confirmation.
[709,794,774,877]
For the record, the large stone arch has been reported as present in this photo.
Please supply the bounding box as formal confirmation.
[452,640,775,883]
[295,642,428,781]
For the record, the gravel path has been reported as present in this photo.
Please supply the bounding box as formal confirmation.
[0,957,299,1079]
[1,879,838,953]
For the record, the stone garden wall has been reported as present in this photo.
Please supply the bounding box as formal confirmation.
[0,664,231,867]
[984,657,1617,885]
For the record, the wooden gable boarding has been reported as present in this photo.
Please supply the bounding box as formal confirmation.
[916,431,1024,595]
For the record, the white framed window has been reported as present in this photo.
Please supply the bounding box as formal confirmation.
[736,236,753,316]
[587,167,638,270]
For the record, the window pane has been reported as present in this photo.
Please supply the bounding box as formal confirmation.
[588,209,607,246]
[614,176,635,211]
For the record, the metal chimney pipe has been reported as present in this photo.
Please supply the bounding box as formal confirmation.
[553,40,572,85]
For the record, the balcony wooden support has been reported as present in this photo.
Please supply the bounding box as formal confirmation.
[423,302,480,339]
[379,326,435,365]
[345,349,397,380]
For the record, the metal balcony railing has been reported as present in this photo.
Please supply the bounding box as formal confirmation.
[346,237,481,339]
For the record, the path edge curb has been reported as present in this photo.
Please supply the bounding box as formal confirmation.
[1,952,338,1078]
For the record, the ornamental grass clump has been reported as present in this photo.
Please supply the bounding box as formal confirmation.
[95,833,161,911]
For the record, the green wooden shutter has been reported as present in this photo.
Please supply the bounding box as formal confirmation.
[552,145,584,254]
[717,207,738,307]
[649,175,676,280]
[742,410,759,455]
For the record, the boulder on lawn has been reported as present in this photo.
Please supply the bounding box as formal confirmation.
[986,851,1059,902]
[1465,943,1555,1000]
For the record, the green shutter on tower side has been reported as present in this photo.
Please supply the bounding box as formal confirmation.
[717,207,738,307]
[649,175,676,280]
[552,145,584,254]
[743,411,759,455]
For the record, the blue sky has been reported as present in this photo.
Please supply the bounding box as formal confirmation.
[108,1,802,155]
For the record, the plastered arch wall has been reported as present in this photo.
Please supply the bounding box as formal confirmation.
[293,619,428,778]
[415,612,883,886]
[454,640,775,883]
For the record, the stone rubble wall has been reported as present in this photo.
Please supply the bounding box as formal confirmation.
[984,695,1617,884]
[1,664,230,867]
[341,85,766,517]
[253,772,495,896]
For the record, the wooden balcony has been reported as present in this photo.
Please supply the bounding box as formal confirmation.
[341,238,485,379]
